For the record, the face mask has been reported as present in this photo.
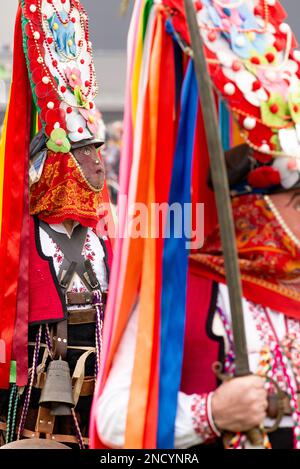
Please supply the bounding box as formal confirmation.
[72,145,105,192]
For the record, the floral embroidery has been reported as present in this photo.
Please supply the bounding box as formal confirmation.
[52,239,64,269]
[249,302,300,393]
[191,394,217,442]
[82,233,96,262]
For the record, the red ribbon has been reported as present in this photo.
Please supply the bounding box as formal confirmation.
[0,7,32,388]
[12,149,30,387]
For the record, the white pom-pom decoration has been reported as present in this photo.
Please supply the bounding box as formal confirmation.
[279,23,290,34]
[243,117,256,130]
[293,50,300,62]
[260,143,271,153]
[224,83,235,96]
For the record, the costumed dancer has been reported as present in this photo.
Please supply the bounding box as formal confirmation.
[0,0,113,448]
[90,0,300,450]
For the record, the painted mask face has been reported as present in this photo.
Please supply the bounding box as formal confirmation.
[72,145,105,191]
[269,190,300,241]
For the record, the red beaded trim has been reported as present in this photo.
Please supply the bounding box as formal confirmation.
[27,0,98,106]
[46,0,76,25]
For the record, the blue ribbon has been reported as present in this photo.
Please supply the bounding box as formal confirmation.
[157,61,199,449]
[219,99,230,151]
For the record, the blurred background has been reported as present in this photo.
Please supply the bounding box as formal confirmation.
[0,0,298,199]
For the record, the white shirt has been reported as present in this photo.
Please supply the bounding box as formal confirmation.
[39,223,108,294]
[95,284,298,449]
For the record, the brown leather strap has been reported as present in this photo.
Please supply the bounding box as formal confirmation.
[0,423,89,447]
[35,407,55,435]
[80,377,95,396]
[66,291,108,306]
[0,422,7,432]
[66,292,93,306]
[45,433,89,446]
[53,320,68,360]
[68,308,96,325]
[17,429,88,447]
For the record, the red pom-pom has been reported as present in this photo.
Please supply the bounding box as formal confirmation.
[194,1,203,11]
[270,103,279,114]
[251,57,261,65]
[248,167,281,188]
[265,52,275,63]
[252,80,262,92]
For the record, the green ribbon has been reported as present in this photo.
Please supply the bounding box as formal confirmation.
[9,361,17,384]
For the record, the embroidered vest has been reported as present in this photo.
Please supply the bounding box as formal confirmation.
[29,216,112,324]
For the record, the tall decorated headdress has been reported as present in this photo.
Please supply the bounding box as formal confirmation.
[0,0,107,389]
[22,0,104,151]
[165,0,300,193]
[90,0,300,450]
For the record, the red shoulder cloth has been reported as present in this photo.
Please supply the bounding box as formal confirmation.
[29,217,66,324]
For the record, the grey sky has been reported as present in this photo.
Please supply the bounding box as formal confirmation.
[1,1,299,50]
[1,0,133,51]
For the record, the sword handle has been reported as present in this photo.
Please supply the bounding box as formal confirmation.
[212,363,285,446]
[246,428,265,447]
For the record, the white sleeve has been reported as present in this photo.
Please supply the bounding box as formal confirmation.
[96,308,214,449]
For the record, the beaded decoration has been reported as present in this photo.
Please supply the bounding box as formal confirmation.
[21,0,104,151]
[93,290,105,378]
[162,0,300,191]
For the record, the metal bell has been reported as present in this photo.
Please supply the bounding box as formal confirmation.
[39,360,74,416]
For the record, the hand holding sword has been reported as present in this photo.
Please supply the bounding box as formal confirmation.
[183,0,285,446]
[212,376,268,434]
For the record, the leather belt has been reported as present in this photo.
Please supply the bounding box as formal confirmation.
[68,308,96,325]
[66,291,108,306]
[0,422,89,447]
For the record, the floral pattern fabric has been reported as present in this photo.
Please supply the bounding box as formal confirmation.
[191,194,300,318]
[30,151,103,229]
